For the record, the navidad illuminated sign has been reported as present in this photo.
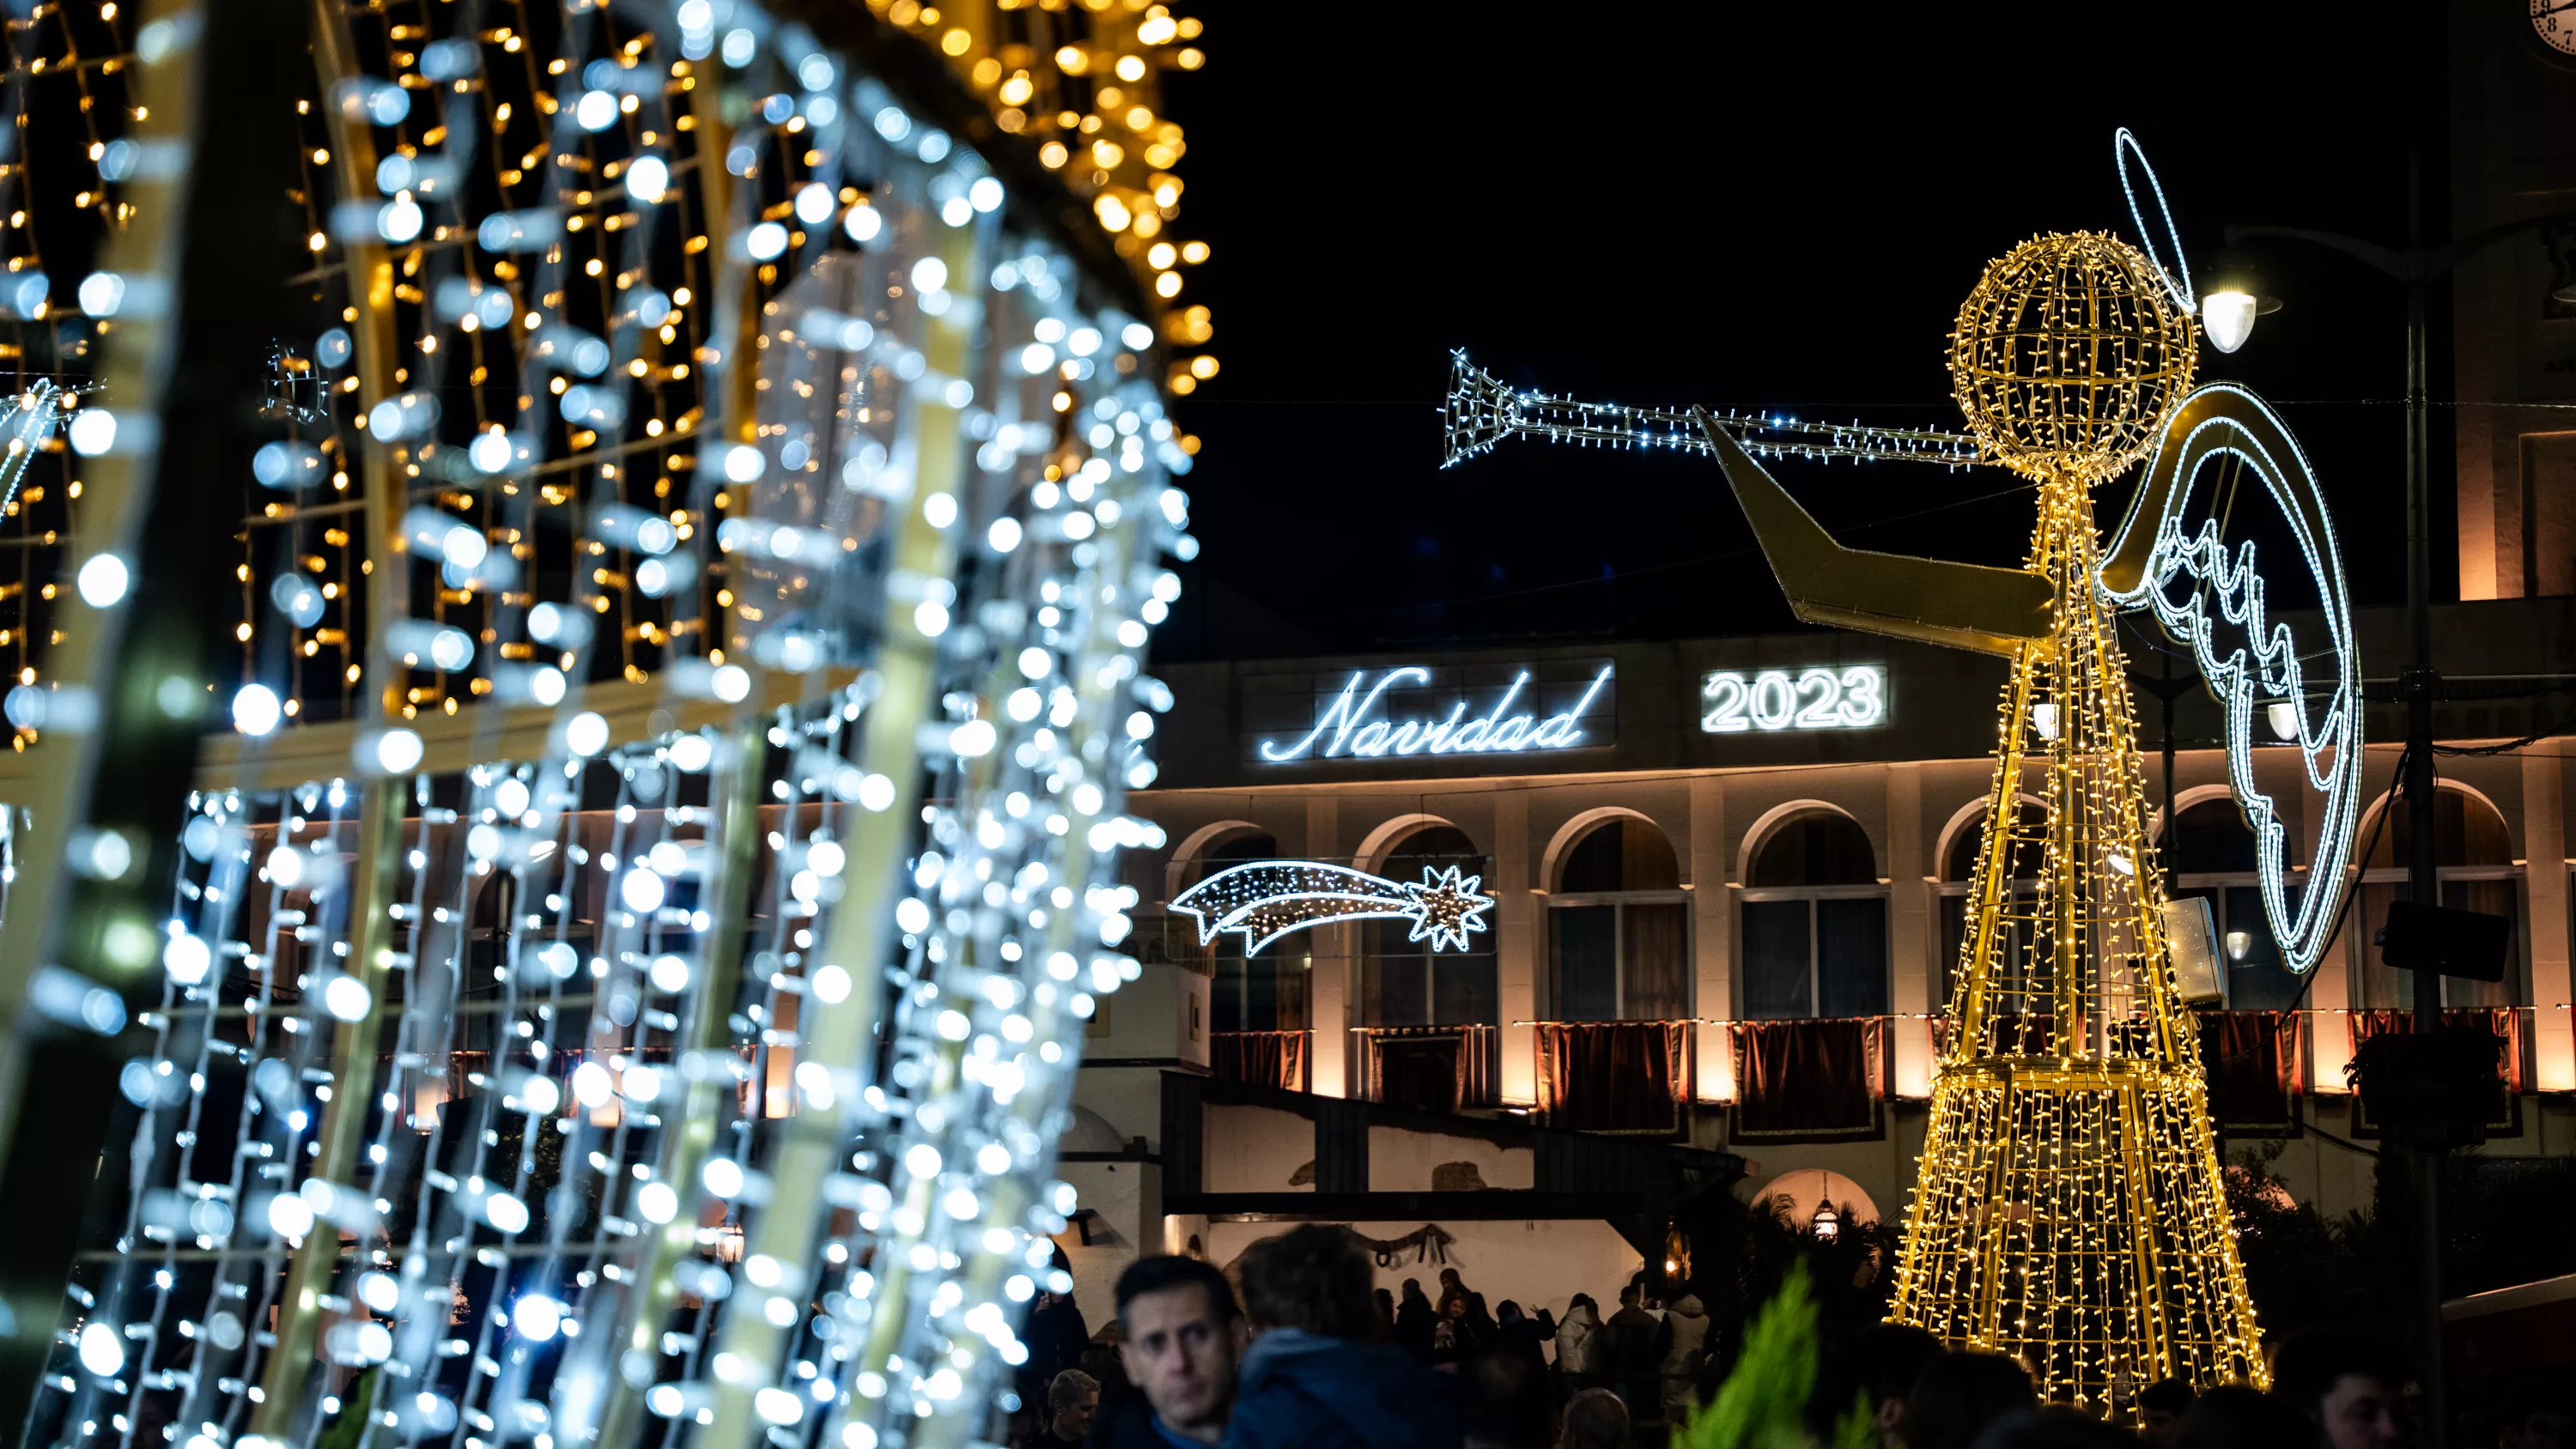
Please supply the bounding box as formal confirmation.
[1255,662,1615,762]
[1700,665,1887,733]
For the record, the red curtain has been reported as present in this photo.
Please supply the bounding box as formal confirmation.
[1212,1030,1309,1092]
[2348,1008,2524,1094]
[1455,1023,1498,1108]
[2196,1010,2300,1129]
[1534,1022,1689,1131]
[1730,1019,1885,1141]
[1353,1025,1504,1110]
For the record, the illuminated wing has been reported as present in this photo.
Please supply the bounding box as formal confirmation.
[2099,383,2361,974]
[1170,861,1493,955]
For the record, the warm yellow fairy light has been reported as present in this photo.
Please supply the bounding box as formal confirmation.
[1886,232,2265,1410]
[867,0,1215,387]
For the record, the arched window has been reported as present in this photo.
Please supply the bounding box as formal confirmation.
[2160,798,2303,1009]
[2355,790,2519,1009]
[1363,825,1498,1028]
[1197,834,1311,1033]
[1741,812,1886,1020]
[1936,800,2048,1010]
[1546,817,1688,1021]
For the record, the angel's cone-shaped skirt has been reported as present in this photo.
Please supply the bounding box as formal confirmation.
[1885,473,2266,1409]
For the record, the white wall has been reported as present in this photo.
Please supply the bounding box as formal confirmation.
[1365,1125,1534,1191]
[1056,1160,1156,1327]
[1206,1217,1641,1326]
[1203,1103,1314,1192]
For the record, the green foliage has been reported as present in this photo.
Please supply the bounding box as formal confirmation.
[315,1366,380,1449]
[1679,1262,1823,1449]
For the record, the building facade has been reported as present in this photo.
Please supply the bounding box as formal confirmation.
[1061,597,2576,1307]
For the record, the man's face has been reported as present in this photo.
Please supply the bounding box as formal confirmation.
[2137,1407,2182,1449]
[2318,1373,2405,1449]
[1054,1390,1098,1440]
[1119,1284,1243,1440]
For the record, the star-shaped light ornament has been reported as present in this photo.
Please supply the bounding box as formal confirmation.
[1400,865,1492,953]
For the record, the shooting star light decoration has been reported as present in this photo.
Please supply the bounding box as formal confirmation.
[1171,860,1494,955]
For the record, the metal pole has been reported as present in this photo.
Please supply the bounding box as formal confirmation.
[2400,148,2449,1449]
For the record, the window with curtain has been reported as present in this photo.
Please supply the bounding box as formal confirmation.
[2354,790,2520,1009]
[1361,825,1498,1028]
[1935,800,2047,1011]
[1546,817,1689,1022]
[1194,833,1312,1032]
[1741,811,1887,1019]
[2163,797,2305,1010]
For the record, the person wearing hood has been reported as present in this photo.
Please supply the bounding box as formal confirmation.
[1552,1295,1602,1391]
[1394,1279,1437,1361]
[1218,1225,1463,1449]
[1657,1294,1710,1422]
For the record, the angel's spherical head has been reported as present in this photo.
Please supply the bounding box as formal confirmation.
[1947,231,2197,482]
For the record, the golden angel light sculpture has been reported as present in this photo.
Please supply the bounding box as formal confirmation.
[1446,135,2366,1405]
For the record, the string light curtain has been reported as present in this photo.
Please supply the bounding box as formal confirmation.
[1886,233,2265,1409]
[21,5,1209,1449]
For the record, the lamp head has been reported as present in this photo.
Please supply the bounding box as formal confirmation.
[2198,250,2280,355]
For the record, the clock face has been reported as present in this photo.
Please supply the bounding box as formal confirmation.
[2537,0,2576,56]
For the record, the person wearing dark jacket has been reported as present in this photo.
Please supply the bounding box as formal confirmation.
[1218,1225,1463,1449]
[1394,1280,1437,1361]
[1602,1286,1668,1422]
[1493,1301,1558,1384]
[1017,1247,1091,1419]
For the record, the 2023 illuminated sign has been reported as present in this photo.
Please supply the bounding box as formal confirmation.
[1256,663,1614,762]
[1700,665,1886,733]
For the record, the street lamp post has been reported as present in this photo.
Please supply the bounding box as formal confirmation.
[2224,156,2576,1449]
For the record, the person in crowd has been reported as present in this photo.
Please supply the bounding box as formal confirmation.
[1218,1224,1463,1449]
[1974,1407,2143,1449]
[1552,1294,1603,1390]
[1463,1292,1501,1349]
[2135,1379,2196,1449]
[2273,1331,2409,1449]
[1905,1350,2036,1449]
[2175,1384,2322,1449]
[1431,1294,1472,1367]
[1494,1300,1558,1383]
[1659,1292,1710,1422]
[1603,1284,1669,1422]
[2496,1382,2569,1449]
[1557,1389,1630,1449]
[1091,1256,1246,1449]
[1438,1267,1467,1307]
[1461,1346,1558,1449]
[1814,1322,1943,1449]
[1018,1248,1091,1420]
[1395,1279,1438,1361]
[1373,1288,1397,1343]
[1024,1370,1097,1448]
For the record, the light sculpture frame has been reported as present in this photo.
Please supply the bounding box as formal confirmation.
[0,3,1213,1449]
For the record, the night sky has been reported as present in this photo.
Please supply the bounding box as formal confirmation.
[1152,3,2458,661]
